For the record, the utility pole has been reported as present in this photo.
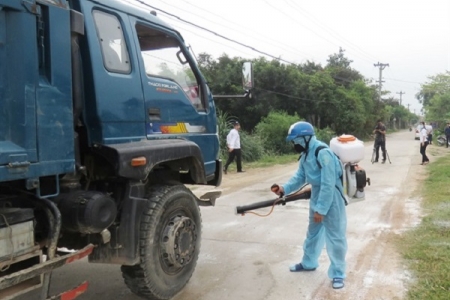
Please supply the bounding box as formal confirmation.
[407,104,411,127]
[396,91,405,105]
[374,62,389,101]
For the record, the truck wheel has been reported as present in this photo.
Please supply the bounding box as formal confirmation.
[121,184,201,300]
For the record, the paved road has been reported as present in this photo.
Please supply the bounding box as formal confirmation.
[18,130,436,300]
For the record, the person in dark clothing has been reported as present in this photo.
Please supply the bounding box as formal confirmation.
[445,123,450,148]
[427,122,433,144]
[373,120,386,163]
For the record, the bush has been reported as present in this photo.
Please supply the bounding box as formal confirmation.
[254,111,301,154]
[239,131,264,162]
[315,127,336,145]
[216,110,235,160]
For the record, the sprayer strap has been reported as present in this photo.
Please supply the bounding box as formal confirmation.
[315,146,347,206]
[314,146,327,169]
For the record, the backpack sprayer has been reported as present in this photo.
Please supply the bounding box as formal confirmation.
[235,135,371,216]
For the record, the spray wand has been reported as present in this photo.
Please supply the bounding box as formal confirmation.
[235,184,311,217]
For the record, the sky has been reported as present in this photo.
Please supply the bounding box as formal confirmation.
[134,0,450,115]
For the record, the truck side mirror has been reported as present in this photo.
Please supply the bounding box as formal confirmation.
[242,62,253,96]
[213,62,254,99]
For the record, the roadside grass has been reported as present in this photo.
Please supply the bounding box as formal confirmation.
[223,153,298,172]
[398,153,450,299]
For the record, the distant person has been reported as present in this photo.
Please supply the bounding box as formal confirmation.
[419,122,429,165]
[373,120,386,163]
[445,123,450,148]
[427,122,433,144]
[223,121,245,174]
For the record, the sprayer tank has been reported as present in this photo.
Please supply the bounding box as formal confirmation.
[330,135,364,163]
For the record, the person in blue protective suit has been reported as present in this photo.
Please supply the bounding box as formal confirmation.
[272,121,348,289]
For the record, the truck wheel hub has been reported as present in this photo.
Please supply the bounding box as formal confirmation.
[162,216,196,268]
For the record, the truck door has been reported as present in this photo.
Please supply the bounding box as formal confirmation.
[129,18,218,176]
[78,3,145,144]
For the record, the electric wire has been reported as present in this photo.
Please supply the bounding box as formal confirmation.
[285,0,379,63]
[134,0,415,85]
[156,16,257,58]
[127,0,418,103]
[154,0,314,59]
[132,0,298,65]
[262,0,376,65]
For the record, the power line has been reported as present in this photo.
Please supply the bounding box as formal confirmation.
[133,1,366,86]
[174,0,315,58]
[255,87,339,104]
[264,0,377,65]
[385,77,422,84]
[155,8,310,56]
[128,0,405,99]
[153,15,257,57]
[284,0,379,64]
[133,0,297,65]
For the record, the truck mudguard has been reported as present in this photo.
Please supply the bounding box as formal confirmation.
[93,139,206,182]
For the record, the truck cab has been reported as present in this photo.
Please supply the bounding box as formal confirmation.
[0,0,252,299]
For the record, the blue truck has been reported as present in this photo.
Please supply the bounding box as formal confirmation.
[0,0,252,299]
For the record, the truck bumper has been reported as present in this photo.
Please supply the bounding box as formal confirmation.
[0,244,94,300]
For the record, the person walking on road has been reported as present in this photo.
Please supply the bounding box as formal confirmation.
[445,123,450,148]
[223,121,244,174]
[419,122,430,165]
[271,121,347,290]
[373,120,387,163]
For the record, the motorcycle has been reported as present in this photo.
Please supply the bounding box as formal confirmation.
[437,135,449,147]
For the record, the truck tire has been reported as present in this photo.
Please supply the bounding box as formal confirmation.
[121,184,201,300]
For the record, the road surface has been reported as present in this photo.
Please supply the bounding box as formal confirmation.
[19,130,443,300]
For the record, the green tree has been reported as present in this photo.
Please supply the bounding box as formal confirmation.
[417,71,450,130]
[416,71,450,107]
[197,50,389,141]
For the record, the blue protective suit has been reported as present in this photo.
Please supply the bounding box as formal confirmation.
[282,136,347,279]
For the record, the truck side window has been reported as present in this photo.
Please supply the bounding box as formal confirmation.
[135,23,205,111]
[93,10,130,74]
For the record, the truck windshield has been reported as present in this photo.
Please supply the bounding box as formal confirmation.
[135,24,205,111]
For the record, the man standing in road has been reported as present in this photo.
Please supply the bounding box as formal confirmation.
[445,123,450,148]
[223,121,244,174]
[419,122,430,165]
[271,121,347,290]
[373,120,387,163]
